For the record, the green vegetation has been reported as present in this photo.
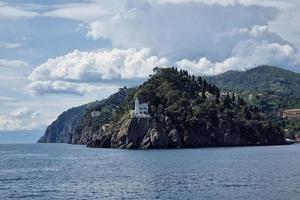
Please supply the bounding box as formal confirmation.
[113,67,285,146]
[40,66,289,147]
[208,65,300,138]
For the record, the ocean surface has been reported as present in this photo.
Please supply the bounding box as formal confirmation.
[0,144,300,200]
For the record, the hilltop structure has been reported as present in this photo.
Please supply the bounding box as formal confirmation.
[282,109,300,119]
[90,111,101,118]
[130,98,150,118]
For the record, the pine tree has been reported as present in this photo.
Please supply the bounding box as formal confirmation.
[202,89,206,99]
[224,92,231,108]
[215,88,220,104]
[232,93,235,102]
[197,77,202,86]
[203,79,208,90]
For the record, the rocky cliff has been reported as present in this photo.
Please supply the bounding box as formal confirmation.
[87,117,171,149]
[37,105,85,143]
[38,88,132,144]
[87,113,285,149]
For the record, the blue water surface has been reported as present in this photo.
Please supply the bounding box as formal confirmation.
[0,144,300,200]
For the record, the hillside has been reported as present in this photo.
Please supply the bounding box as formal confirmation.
[207,65,300,113]
[207,65,300,137]
[88,68,285,148]
[39,67,287,148]
[207,65,300,98]
[37,88,132,143]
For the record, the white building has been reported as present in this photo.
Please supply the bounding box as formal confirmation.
[205,91,215,101]
[91,111,101,118]
[130,98,150,118]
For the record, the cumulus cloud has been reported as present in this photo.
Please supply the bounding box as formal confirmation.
[81,0,299,73]
[176,39,298,75]
[0,107,51,131]
[29,48,167,82]
[27,48,168,95]
[4,0,300,96]
[86,0,279,61]
[0,1,39,18]
[27,81,120,96]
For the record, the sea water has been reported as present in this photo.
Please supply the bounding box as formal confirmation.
[0,143,300,200]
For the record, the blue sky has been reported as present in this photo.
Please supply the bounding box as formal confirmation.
[0,0,300,132]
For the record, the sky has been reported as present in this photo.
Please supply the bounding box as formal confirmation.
[0,0,300,133]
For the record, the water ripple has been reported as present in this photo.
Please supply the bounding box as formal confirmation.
[0,144,299,200]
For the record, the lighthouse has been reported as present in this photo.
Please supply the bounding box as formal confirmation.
[134,98,140,114]
[130,98,149,118]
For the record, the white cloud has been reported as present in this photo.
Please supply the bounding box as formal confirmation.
[27,81,120,96]
[42,2,113,21]
[156,0,233,4]
[28,48,168,95]
[0,96,15,101]
[29,48,167,82]
[176,40,298,75]
[0,59,28,68]
[86,1,279,61]
[0,41,22,49]
[0,107,52,131]
[0,59,30,91]
[0,1,39,18]
[2,0,300,98]
[0,58,29,79]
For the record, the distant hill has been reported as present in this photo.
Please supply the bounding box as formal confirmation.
[207,65,300,113]
[207,65,300,137]
[208,65,300,97]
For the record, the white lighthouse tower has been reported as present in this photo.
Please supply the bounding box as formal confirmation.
[134,98,140,114]
[130,98,149,118]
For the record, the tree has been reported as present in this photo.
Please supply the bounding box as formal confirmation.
[215,88,220,103]
[232,93,235,102]
[208,84,212,93]
[202,90,206,99]
[150,105,157,115]
[238,97,246,106]
[203,79,208,90]
[153,67,160,74]
[224,92,232,108]
[157,104,164,115]
[197,77,202,86]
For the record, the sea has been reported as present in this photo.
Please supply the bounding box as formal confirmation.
[0,143,300,200]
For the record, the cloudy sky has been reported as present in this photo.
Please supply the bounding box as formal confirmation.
[0,0,300,132]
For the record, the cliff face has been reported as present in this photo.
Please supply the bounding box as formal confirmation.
[37,106,85,143]
[87,117,170,149]
[71,88,133,144]
[38,88,132,144]
[87,114,285,149]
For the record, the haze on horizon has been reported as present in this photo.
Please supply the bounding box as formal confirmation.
[0,0,300,133]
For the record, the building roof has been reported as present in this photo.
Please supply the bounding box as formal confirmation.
[283,109,300,112]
